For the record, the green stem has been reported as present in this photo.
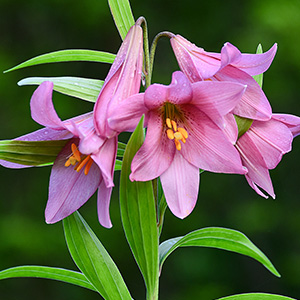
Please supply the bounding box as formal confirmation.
[149,31,174,83]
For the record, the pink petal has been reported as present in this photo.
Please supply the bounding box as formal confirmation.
[170,35,221,81]
[247,119,293,169]
[180,105,246,174]
[45,139,101,223]
[94,25,143,137]
[160,151,199,219]
[220,42,242,70]
[92,136,117,188]
[97,180,113,228]
[144,71,193,110]
[223,113,239,144]
[236,133,275,198]
[130,112,175,181]
[214,66,272,121]
[30,82,64,129]
[108,93,149,132]
[229,43,277,76]
[272,113,300,137]
[191,81,246,128]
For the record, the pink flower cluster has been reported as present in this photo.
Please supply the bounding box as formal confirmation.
[2,23,300,227]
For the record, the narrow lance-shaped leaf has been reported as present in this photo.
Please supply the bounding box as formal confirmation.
[108,0,135,40]
[0,266,97,292]
[159,227,280,278]
[18,77,104,103]
[120,116,159,299]
[4,49,116,73]
[216,293,296,300]
[253,44,264,88]
[63,211,132,300]
[0,139,68,166]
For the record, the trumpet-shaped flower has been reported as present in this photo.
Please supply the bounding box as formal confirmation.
[0,82,116,228]
[229,113,300,198]
[109,71,247,219]
[93,23,143,138]
[170,35,277,121]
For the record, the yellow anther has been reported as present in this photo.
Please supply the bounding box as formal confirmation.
[166,118,172,129]
[174,131,183,140]
[174,139,181,151]
[177,127,188,139]
[68,156,78,166]
[171,120,177,132]
[65,160,71,167]
[84,157,93,175]
[75,155,91,172]
[181,136,186,144]
[71,143,81,161]
[167,129,175,140]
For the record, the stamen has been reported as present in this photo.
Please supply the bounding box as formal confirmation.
[71,143,81,161]
[166,118,172,129]
[167,129,175,140]
[84,157,93,175]
[65,160,71,167]
[177,127,188,139]
[75,155,91,172]
[174,139,181,151]
[171,120,177,132]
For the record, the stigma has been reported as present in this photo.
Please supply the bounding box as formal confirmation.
[166,118,188,151]
[65,143,93,175]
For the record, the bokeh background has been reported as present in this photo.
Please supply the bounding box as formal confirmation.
[1,0,300,299]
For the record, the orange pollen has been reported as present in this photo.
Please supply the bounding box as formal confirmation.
[165,119,188,151]
[65,143,93,175]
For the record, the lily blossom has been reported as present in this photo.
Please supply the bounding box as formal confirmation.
[0,82,116,228]
[232,114,300,198]
[108,71,247,219]
[93,22,143,138]
[170,35,277,121]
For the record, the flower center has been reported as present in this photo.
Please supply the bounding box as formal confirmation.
[164,103,188,151]
[65,143,93,175]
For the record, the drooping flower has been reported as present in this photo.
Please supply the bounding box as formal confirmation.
[227,113,300,198]
[170,35,277,121]
[108,71,247,219]
[93,22,144,138]
[0,82,116,228]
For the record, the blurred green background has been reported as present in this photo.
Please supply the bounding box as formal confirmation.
[1,0,300,299]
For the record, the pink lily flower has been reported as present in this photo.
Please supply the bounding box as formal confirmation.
[0,82,116,228]
[228,113,300,198]
[108,71,247,219]
[93,22,144,138]
[170,35,277,121]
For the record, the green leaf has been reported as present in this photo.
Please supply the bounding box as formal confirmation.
[253,44,264,87]
[159,227,280,278]
[63,211,132,300]
[4,50,116,73]
[0,265,97,292]
[115,159,122,171]
[120,116,159,298]
[0,139,68,166]
[217,293,296,300]
[18,77,104,103]
[108,0,135,40]
[117,141,126,157]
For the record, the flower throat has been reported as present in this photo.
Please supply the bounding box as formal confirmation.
[164,102,188,151]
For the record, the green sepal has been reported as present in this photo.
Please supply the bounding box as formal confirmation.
[18,77,104,103]
[216,293,296,300]
[0,139,68,166]
[119,116,159,299]
[108,0,135,40]
[4,49,116,73]
[0,265,97,292]
[253,44,264,88]
[234,115,253,139]
[63,211,132,300]
[159,227,280,278]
